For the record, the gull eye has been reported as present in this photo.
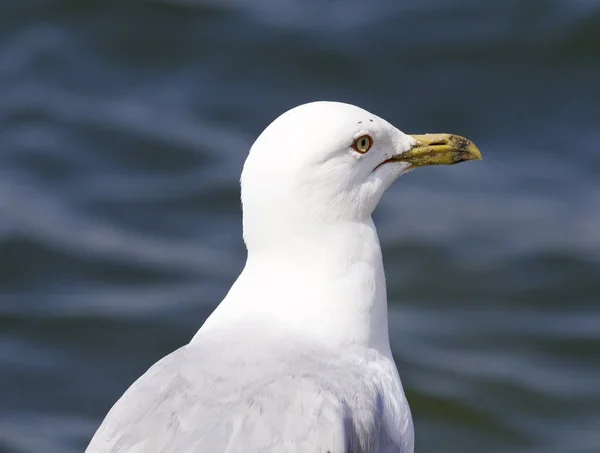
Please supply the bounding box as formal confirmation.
[352,135,373,154]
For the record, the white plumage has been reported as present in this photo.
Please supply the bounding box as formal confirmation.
[87,101,481,453]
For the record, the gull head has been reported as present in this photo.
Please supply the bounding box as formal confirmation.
[241,101,481,248]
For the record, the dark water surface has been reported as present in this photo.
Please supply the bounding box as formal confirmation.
[1,1,599,452]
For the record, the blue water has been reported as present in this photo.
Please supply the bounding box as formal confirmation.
[0,1,599,452]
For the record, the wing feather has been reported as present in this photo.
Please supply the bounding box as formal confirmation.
[87,342,405,453]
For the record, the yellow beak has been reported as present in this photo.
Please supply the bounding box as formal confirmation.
[393,133,482,167]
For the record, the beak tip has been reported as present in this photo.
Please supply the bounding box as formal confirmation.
[469,145,483,161]
[450,136,482,164]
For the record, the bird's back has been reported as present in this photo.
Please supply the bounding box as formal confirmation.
[86,334,413,453]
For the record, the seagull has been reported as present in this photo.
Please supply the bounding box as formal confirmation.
[86,101,481,453]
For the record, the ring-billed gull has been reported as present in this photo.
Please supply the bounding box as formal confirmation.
[86,101,481,453]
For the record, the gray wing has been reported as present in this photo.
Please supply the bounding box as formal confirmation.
[86,341,405,453]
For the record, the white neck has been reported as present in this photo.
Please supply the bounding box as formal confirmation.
[197,218,392,357]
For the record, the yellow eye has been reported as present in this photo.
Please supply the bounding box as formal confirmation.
[352,134,373,153]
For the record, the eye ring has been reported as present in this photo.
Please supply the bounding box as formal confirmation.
[352,134,373,154]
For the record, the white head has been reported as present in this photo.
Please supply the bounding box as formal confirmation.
[241,101,481,251]
[198,101,480,351]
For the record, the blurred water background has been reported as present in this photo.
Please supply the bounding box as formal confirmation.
[1,1,599,452]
